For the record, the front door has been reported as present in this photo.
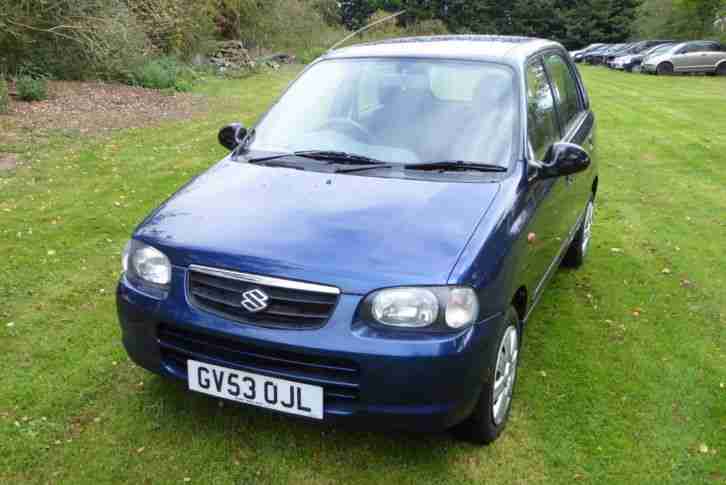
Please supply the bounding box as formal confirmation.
[520,58,571,296]
[543,52,594,233]
[675,43,718,72]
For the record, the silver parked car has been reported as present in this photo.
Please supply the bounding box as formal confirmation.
[642,40,726,75]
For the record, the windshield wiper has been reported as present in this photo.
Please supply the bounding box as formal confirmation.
[247,150,390,166]
[405,161,507,173]
[293,150,388,165]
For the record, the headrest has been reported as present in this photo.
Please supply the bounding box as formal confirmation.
[378,78,402,104]
[472,72,512,109]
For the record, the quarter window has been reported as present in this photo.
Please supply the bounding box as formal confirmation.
[525,60,559,160]
[544,54,582,130]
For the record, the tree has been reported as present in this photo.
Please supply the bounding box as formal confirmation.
[399,0,641,47]
[340,0,377,29]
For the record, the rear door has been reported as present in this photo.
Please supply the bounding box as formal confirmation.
[700,43,724,72]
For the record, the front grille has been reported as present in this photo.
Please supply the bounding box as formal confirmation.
[158,324,360,402]
[187,266,339,329]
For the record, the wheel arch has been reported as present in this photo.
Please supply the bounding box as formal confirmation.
[511,286,528,326]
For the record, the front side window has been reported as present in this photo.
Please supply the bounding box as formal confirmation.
[544,54,582,130]
[686,43,708,53]
[526,60,559,160]
[648,44,674,57]
[249,58,518,166]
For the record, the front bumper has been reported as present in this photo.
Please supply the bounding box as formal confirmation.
[117,269,504,432]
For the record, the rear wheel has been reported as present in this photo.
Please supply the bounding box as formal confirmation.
[717,63,726,76]
[452,307,520,445]
[561,199,594,268]
[656,62,674,75]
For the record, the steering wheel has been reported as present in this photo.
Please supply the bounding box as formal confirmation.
[318,118,372,143]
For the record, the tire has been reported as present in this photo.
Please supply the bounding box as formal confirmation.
[561,199,594,268]
[452,307,521,445]
[656,62,674,76]
[717,63,726,76]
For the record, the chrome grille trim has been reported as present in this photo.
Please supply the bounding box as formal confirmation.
[188,265,341,295]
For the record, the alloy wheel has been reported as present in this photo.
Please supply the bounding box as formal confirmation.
[492,325,519,426]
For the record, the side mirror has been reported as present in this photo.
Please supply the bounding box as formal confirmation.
[538,142,591,179]
[218,123,247,151]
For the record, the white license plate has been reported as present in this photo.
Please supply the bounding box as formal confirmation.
[187,360,324,420]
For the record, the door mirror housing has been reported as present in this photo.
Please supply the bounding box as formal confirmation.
[538,142,591,179]
[218,123,247,151]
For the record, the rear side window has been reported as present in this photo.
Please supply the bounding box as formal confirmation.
[526,60,559,160]
[544,54,582,130]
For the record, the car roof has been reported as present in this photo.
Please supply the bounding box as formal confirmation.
[683,39,720,45]
[322,35,563,67]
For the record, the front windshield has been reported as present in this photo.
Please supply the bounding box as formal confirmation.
[249,58,518,166]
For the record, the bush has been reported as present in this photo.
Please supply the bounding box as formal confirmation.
[129,57,195,91]
[339,10,449,47]
[0,0,151,81]
[219,0,346,57]
[15,76,48,102]
[0,78,9,113]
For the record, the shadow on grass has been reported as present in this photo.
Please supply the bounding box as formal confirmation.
[139,373,470,479]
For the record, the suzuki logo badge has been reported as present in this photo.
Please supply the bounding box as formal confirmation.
[240,288,269,313]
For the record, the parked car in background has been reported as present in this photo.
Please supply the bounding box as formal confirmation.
[603,42,638,66]
[642,40,726,75]
[117,35,598,445]
[586,44,624,65]
[611,41,674,72]
[581,44,611,64]
[571,43,605,62]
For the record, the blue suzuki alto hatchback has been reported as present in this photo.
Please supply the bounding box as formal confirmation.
[118,35,598,444]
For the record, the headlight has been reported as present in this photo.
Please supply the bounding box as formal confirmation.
[122,240,171,286]
[372,288,439,327]
[367,286,479,330]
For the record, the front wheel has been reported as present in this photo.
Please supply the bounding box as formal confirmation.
[717,63,726,76]
[561,199,594,268]
[452,307,521,445]
[656,62,674,75]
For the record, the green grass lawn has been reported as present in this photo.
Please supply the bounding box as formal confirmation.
[1,66,724,484]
